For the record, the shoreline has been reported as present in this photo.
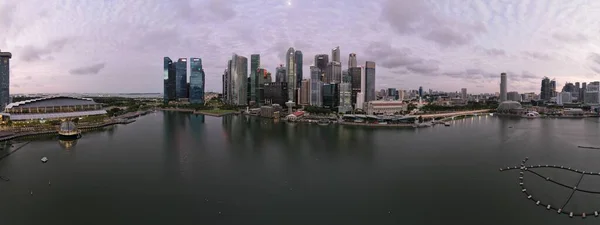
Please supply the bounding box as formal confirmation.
[159,108,239,117]
[0,119,136,142]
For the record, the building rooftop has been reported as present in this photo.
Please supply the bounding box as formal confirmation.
[0,51,12,58]
[6,96,96,109]
[7,110,107,121]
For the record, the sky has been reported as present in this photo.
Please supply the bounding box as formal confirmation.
[1,0,600,94]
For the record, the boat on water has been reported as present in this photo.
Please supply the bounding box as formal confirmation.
[522,111,540,119]
[41,157,48,163]
[317,119,330,126]
[58,121,82,139]
[444,122,450,127]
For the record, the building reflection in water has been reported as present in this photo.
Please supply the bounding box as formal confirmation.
[58,139,78,151]
[221,115,375,161]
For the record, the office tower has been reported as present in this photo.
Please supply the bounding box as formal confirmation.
[582,82,587,102]
[325,61,342,83]
[348,53,357,68]
[275,65,287,83]
[314,54,329,80]
[295,50,303,88]
[264,82,288,106]
[461,88,467,100]
[176,58,188,99]
[310,66,323,106]
[387,88,398,100]
[418,86,423,97]
[249,54,260,106]
[163,57,177,104]
[255,68,270,106]
[584,82,600,105]
[189,58,205,104]
[349,67,362,107]
[299,79,311,106]
[556,92,572,105]
[222,68,229,102]
[540,77,552,101]
[507,91,521,102]
[339,70,352,113]
[0,50,11,110]
[322,83,339,109]
[365,61,376,102]
[499,72,507,102]
[247,77,252,105]
[286,47,297,103]
[229,54,248,105]
[332,46,340,63]
[550,79,557,97]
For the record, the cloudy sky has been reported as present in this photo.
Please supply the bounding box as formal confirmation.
[2,0,600,94]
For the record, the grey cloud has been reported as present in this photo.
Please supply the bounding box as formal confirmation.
[522,51,552,61]
[69,63,106,75]
[380,0,486,47]
[364,41,424,69]
[24,75,32,80]
[443,69,495,80]
[0,3,17,45]
[474,46,506,56]
[588,53,600,74]
[177,0,236,22]
[406,60,439,74]
[19,38,70,62]
[552,32,588,43]
[11,83,20,88]
[207,0,236,20]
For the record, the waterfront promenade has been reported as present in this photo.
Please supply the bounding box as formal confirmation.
[418,109,491,119]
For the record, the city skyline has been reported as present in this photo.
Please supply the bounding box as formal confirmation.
[2,0,600,94]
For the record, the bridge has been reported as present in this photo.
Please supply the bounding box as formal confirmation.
[417,109,492,119]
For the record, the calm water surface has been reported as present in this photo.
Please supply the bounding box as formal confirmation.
[2,112,600,225]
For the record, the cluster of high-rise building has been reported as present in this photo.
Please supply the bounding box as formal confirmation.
[163,57,205,104]
[221,47,376,113]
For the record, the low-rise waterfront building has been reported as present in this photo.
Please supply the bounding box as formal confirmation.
[2,96,107,122]
[366,100,407,115]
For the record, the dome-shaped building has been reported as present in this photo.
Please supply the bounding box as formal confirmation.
[496,101,524,114]
[58,121,81,139]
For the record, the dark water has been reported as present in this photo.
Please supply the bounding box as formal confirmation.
[2,112,600,225]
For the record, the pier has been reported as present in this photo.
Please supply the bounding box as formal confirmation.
[418,109,491,119]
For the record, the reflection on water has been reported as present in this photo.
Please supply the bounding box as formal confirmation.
[58,139,78,150]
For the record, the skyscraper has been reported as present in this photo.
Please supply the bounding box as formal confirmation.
[349,67,362,107]
[295,50,303,89]
[299,79,311,106]
[163,57,176,104]
[229,54,248,105]
[310,66,323,107]
[286,47,297,103]
[461,88,467,100]
[540,77,552,101]
[348,53,357,68]
[418,86,423,97]
[189,58,205,104]
[275,65,287,83]
[365,61,376,102]
[256,68,269,106]
[339,70,352,113]
[500,72,507,102]
[314,54,329,80]
[250,54,260,105]
[0,50,11,111]
[325,61,342,83]
[550,79,557,97]
[332,46,340,63]
[222,67,229,102]
[176,58,188,99]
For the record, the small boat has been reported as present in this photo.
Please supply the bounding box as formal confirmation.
[317,119,330,126]
[41,157,48,163]
[444,122,450,127]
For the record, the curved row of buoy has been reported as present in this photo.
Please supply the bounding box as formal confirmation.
[500,157,599,218]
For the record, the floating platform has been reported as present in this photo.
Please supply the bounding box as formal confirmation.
[577,146,600,150]
[500,157,600,218]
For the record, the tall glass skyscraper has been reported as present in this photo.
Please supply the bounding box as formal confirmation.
[176,58,188,99]
[250,54,260,105]
[348,53,357,68]
[295,50,303,89]
[163,57,176,104]
[286,47,296,103]
[309,66,323,107]
[275,65,287,83]
[0,50,11,111]
[331,46,340,62]
[365,61,376,102]
[189,58,205,104]
[339,70,352,113]
[229,54,248,105]
[314,54,329,81]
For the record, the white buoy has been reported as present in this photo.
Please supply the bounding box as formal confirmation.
[570,212,573,218]
[536,201,540,205]
[583,213,586,218]
[557,209,562,213]
[522,189,527,192]
[527,195,532,199]
[547,205,551,210]
[594,211,598,217]
[30,190,33,196]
